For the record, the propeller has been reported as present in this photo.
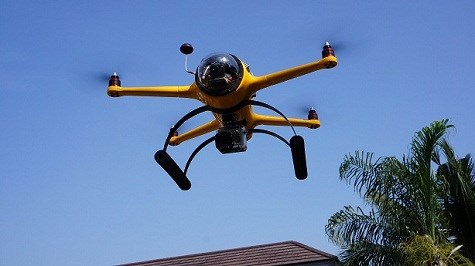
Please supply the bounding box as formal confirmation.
[82,70,122,93]
[96,72,115,82]
[294,19,378,60]
[315,25,377,59]
[325,41,350,54]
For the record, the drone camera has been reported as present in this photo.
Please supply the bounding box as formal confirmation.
[215,126,248,154]
[195,53,244,96]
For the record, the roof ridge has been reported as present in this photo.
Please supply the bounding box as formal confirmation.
[121,241,294,265]
[120,240,336,266]
[288,241,338,260]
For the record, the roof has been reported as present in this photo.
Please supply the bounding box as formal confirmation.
[121,241,339,266]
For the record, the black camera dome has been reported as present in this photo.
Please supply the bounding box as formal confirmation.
[195,53,243,96]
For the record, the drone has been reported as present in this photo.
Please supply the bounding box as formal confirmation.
[107,42,337,190]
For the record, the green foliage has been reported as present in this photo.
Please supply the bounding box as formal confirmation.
[399,235,473,266]
[326,120,475,265]
[437,154,475,261]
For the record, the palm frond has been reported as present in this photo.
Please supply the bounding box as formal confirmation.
[339,151,381,197]
[328,120,472,265]
[326,206,398,247]
[339,240,404,265]
[410,119,453,174]
[437,153,475,262]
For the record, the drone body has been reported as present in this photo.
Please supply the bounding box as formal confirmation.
[107,43,337,190]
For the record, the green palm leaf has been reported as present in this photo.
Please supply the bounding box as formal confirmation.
[326,120,474,265]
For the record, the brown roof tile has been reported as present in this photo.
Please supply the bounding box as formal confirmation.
[121,241,338,266]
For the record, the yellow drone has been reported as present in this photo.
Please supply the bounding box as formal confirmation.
[107,42,337,190]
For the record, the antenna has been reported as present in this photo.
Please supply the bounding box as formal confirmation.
[180,43,195,75]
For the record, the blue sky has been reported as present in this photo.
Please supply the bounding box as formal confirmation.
[1,1,474,265]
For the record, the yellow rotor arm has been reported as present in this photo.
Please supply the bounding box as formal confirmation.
[169,119,221,146]
[248,113,320,130]
[107,83,200,99]
[247,55,337,94]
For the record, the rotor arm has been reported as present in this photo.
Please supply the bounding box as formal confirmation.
[107,83,200,99]
[169,119,221,146]
[248,113,320,129]
[249,56,337,93]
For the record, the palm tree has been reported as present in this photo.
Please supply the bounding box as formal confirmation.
[437,154,475,262]
[325,120,474,265]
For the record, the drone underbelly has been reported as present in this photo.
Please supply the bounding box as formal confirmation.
[212,105,254,129]
[211,106,254,154]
